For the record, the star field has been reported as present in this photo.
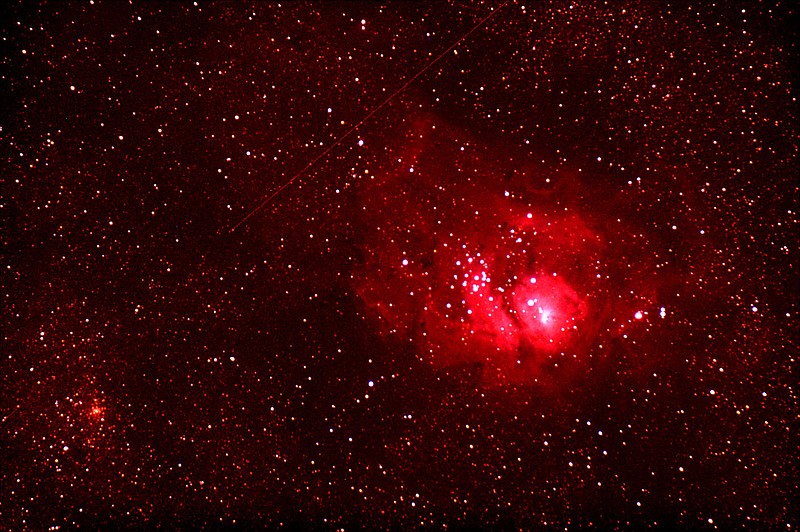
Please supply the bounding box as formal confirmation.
[2,1,798,529]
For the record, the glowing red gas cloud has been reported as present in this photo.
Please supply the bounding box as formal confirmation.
[355,115,659,389]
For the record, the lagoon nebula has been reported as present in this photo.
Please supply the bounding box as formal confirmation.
[355,116,669,392]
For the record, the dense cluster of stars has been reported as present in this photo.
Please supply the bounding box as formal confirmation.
[3,1,797,529]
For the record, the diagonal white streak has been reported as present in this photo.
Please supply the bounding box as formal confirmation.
[228,0,511,234]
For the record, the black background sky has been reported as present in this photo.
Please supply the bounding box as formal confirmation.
[3,1,798,529]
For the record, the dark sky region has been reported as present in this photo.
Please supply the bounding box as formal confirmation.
[2,1,798,529]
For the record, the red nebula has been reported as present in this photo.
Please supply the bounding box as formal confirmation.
[354,115,651,389]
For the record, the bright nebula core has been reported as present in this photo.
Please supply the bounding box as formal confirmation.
[2,2,797,530]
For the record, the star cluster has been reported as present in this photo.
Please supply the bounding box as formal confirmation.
[2,1,798,529]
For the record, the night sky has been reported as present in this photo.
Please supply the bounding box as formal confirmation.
[2,1,798,529]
